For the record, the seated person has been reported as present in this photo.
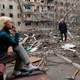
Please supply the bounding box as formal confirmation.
[0,16,42,76]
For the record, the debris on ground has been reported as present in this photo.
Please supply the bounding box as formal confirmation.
[5,27,80,80]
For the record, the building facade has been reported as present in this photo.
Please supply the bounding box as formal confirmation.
[0,0,54,30]
[22,0,54,29]
[0,0,79,31]
[0,0,22,30]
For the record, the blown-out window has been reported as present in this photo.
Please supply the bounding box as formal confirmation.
[1,13,5,16]
[9,5,13,9]
[9,13,13,17]
[18,22,21,26]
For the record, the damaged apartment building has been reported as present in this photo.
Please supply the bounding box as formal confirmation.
[0,0,79,30]
[0,0,54,30]
[22,0,54,29]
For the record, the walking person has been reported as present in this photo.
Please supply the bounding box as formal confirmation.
[59,18,67,42]
[0,16,43,77]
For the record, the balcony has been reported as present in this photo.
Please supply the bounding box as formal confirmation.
[22,1,35,5]
[22,1,46,6]
[23,9,34,13]
[23,17,53,22]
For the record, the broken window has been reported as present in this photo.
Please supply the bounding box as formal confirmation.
[1,13,5,16]
[18,22,21,26]
[47,0,53,3]
[9,13,13,17]
[37,6,39,10]
[3,4,5,9]
[23,5,31,10]
[35,22,38,26]
[27,14,31,17]
[25,21,31,26]
[9,5,13,9]
[17,14,21,18]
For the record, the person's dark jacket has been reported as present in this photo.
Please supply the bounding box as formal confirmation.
[59,22,67,33]
[0,27,19,58]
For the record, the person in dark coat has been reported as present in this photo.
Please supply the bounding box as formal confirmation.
[0,16,43,77]
[59,18,67,42]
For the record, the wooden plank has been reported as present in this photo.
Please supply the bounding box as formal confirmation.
[6,71,51,80]
[14,73,51,80]
[19,35,29,45]
[30,56,42,63]
[11,56,41,64]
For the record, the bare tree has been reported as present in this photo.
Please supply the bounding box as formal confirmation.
[14,0,26,31]
[53,0,80,30]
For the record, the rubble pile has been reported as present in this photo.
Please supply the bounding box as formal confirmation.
[18,27,80,65]
[5,27,80,80]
